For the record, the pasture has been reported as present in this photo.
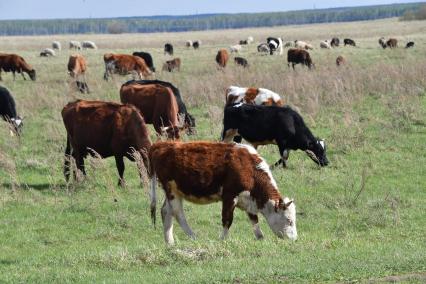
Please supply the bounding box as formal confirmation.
[0,18,425,283]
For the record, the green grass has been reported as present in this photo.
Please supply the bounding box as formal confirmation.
[1,18,426,283]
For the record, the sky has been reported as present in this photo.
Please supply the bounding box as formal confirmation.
[0,0,423,20]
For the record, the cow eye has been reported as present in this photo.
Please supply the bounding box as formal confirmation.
[287,218,293,226]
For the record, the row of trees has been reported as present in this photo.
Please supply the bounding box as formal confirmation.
[0,3,424,36]
[400,4,426,21]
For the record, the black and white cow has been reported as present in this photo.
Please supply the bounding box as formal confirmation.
[221,103,329,168]
[0,86,23,134]
[132,51,156,72]
[267,37,283,55]
[164,43,174,56]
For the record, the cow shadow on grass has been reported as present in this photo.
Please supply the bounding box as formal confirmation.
[1,182,68,192]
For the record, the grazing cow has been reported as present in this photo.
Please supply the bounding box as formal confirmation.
[149,141,298,244]
[103,53,152,81]
[133,51,156,72]
[164,43,174,56]
[386,38,398,49]
[294,40,313,50]
[0,86,23,134]
[68,54,89,94]
[267,37,283,55]
[82,41,97,49]
[222,104,329,168]
[40,51,49,57]
[257,43,270,54]
[287,49,314,69]
[247,36,254,44]
[234,57,249,68]
[162,58,181,72]
[0,54,36,81]
[379,37,386,49]
[406,41,415,49]
[62,100,151,186]
[239,40,248,45]
[120,83,182,139]
[69,41,82,50]
[320,40,331,49]
[193,41,200,49]
[229,44,242,53]
[336,55,346,66]
[216,49,229,68]
[344,38,356,47]
[40,48,55,57]
[330,38,340,47]
[185,40,193,48]
[52,41,61,50]
[121,80,195,133]
[226,86,283,106]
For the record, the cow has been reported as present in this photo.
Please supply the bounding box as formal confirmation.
[120,83,182,139]
[344,38,356,47]
[386,38,398,49]
[69,41,82,50]
[216,49,229,68]
[257,43,270,54]
[68,54,89,94]
[0,54,36,81]
[320,40,331,49]
[0,86,23,135]
[295,40,313,50]
[229,45,242,53]
[221,104,329,168]
[379,37,386,48]
[330,38,340,47]
[62,100,151,187]
[149,141,298,244]
[239,40,248,45]
[185,40,193,48]
[52,41,61,50]
[39,51,49,57]
[406,41,415,49]
[103,53,152,81]
[287,49,314,69]
[164,43,174,56]
[82,41,97,49]
[162,58,181,72]
[336,55,346,66]
[267,37,283,55]
[40,48,55,57]
[193,41,200,49]
[234,57,249,68]
[133,51,156,72]
[247,36,254,44]
[226,86,283,106]
[121,80,195,134]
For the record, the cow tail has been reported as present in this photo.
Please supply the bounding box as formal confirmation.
[150,172,157,227]
[63,135,72,182]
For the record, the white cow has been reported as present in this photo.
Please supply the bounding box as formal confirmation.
[229,44,242,53]
[82,41,97,49]
[69,41,82,50]
[320,40,331,49]
[52,41,61,50]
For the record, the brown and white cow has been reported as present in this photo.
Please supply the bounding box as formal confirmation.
[226,86,284,106]
[0,53,36,81]
[103,53,152,81]
[120,83,182,139]
[162,58,181,72]
[149,141,297,244]
[62,100,152,186]
[215,49,229,68]
[68,54,89,93]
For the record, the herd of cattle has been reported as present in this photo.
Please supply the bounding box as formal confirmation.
[0,34,414,243]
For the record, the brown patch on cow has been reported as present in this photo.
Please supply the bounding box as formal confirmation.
[245,88,259,104]
[216,49,229,68]
[120,83,181,139]
[262,98,279,106]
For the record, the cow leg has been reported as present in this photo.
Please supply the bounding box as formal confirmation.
[21,72,26,80]
[169,197,196,240]
[161,199,175,245]
[13,72,16,81]
[115,156,125,187]
[274,141,289,168]
[74,152,86,180]
[292,63,296,70]
[247,213,264,240]
[221,197,237,240]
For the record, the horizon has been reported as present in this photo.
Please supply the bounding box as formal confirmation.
[0,0,423,21]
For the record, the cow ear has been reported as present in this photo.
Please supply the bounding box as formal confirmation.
[282,200,293,209]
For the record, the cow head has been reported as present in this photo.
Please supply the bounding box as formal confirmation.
[306,139,329,167]
[29,70,36,81]
[264,198,297,241]
[10,116,23,136]
[160,125,181,140]
[184,113,196,135]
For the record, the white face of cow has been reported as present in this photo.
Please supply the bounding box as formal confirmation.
[263,198,297,241]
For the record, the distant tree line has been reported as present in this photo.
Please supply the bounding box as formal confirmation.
[400,4,426,21]
[0,2,424,36]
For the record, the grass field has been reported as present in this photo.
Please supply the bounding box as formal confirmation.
[0,18,425,283]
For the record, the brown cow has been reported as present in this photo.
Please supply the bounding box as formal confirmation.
[149,141,297,244]
[162,58,181,72]
[62,100,152,186]
[215,49,229,68]
[68,55,89,93]
[0,53,36,81]
[103,53,152,81]
[287,49,314,69]
[336,55,346,66]
[386,38,398,49]
[120,83,181,139]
